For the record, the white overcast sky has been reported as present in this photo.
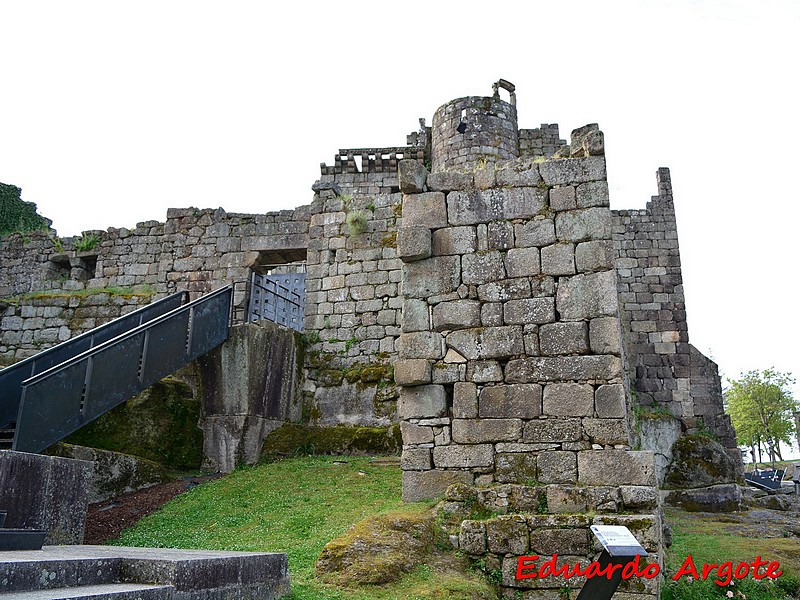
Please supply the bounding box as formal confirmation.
[2,1,799,425]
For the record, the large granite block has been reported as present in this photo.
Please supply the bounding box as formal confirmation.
[0,450,93,545]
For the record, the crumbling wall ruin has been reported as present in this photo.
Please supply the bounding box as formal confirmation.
[0,83,736,491]
[0,80,749,595]
[0,207,311,360]
[612,169,738,452]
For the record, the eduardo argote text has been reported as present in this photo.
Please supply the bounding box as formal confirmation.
[517,554,783,587]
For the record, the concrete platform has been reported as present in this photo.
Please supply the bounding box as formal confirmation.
[0,582,175,599]
[0,545,290,599]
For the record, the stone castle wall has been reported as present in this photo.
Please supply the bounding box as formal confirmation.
[690,345,737,448]
[0,292,151,362]
[0,206,311,295]
[518,124,567,159]
[612,169,690,417]
[3,83,747,596]
[0,85,734,462]
[301,189,402,426]
[612,169,737,449]
[0,207,312,361]
[393,122,662,598]
[395,150,634,497]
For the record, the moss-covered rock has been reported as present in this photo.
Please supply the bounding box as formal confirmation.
[318,368,344,386]
[48,442,171,502]
[359,366,387,383]
[64,379,202,470]
[664,435,743,489]
[750,493,795,511]
[316,511,435,586]
[663,483,743,512]
[261,423,401,458]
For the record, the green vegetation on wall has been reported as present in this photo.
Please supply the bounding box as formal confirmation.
[262,423,401,459]
[0,182,52,237]
[1,285,156,305]
[64,378,203,470]
[74,232,101,252]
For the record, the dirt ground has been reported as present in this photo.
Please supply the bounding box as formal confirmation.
[83,476,219,544]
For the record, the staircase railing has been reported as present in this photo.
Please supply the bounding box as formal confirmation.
[0,291,188,431]
[11,286,232,454]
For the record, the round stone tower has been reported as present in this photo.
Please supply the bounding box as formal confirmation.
[431,80,519,173]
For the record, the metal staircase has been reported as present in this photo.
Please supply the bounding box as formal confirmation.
[0,287,232,454]
[0,423,14,450]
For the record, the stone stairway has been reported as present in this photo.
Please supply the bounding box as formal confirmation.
[0,545,290,599]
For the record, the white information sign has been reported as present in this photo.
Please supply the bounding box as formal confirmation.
[590,525,647,557]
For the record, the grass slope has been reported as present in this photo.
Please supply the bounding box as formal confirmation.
[112,456,494,599]
[111,455,800,599]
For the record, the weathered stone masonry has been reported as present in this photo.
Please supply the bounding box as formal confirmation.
[0,207,311,359]
[389,92,663,598]
[0,83,734,451]
[0,82,741,597]
[2,81,734,443]
[612,170,737,451]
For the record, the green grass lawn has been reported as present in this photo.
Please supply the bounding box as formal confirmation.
[110,455,800,599]
[112,455,494,599]
[662,507,800,599]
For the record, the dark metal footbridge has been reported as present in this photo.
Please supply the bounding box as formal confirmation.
[0,286,232,454]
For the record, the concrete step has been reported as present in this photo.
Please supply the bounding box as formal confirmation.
[0,545,290,599]
[0,582,174,599]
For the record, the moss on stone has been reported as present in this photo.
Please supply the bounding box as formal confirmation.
[318,368,344,386]
[305,349,335,369]
[301,397,323,424]
[318,359,393,390]
[316,510,435,586]
[48,442,172,502]
[64,378,202,470]
[635,405,675,421]
[343,368,362,384]
[359,366,385,383]
[663,434,742,489]
[380,231,397,248]
[261,423,402,459]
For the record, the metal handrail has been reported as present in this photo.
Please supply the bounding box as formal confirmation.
[20,287,228,386]
[12,286,232,453]
[0,291,188,430]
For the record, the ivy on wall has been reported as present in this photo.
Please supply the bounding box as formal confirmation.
[0,182,52,237]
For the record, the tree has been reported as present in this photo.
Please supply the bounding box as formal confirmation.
[0,182,52,237]
[725,368,798,464]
